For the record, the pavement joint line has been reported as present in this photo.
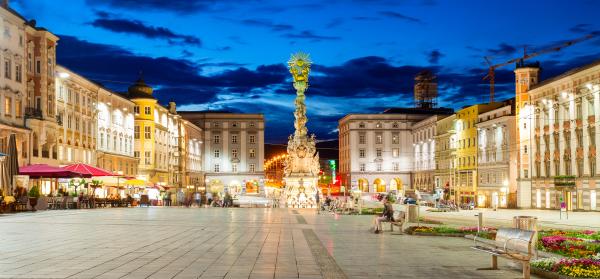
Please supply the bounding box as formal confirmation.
[295,216,307,224]
[301,229,347,279]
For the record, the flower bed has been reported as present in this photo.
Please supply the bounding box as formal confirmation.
[532,258,600,278]
[538,230,600,258]
[406,226,496,239]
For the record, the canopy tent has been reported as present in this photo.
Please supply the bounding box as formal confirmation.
[124,179,150,187]
[62,163,115,177]
[19,164,81,178]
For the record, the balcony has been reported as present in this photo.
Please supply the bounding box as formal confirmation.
[25,107,43,119]
[554,175,576,190]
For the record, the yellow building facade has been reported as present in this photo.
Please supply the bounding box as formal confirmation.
[455,103,503,205]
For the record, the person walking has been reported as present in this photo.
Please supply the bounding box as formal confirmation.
[206,192,213,207]
[315,191,321,214]
[194,192,201,207]
[372,196,394,234]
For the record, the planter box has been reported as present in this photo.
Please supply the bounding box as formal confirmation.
[532,267,597,279]
[408,231,466,237]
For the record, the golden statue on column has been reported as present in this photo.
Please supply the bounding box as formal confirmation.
[283,52,320,208]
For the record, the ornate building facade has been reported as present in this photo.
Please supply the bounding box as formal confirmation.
[412,115,449,192]
[434,114,456,197]
[527,60,600,211]
[0,4,28,166]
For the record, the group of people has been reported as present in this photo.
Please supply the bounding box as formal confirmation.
[163,191,235,208]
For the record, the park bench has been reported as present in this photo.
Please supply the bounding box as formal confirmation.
[471,228,535,279]
[382,210,406,234]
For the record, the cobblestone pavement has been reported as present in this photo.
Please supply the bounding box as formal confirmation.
[0,208,538,279]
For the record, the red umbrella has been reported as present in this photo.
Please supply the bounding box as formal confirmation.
[62,163,115,177]
[19,164,81,178]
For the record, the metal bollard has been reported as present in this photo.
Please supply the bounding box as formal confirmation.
[475,212,483,233]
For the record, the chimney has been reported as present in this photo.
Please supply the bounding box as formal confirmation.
[2,0,8,9]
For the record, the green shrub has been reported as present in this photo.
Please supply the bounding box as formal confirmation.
[28,185,40,198]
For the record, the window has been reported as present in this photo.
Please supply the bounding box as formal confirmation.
[376,148,382,157]
[359,163,366,172]
[144,151,151,164]
[36,59,41,74]
[376,122,382,128]
[214,164,220,172]
[231,122,238,128]
[249,164,256,173]
[249,148,256,158]
[232,135,238,144]
[144,106,151,115]
[392,148,399,157]
[393,162,399,171]
[249,135,256,144]
[213,122,220,128]
[392,133,399,144]
[232,149,238,158]
[392,122,399,128]
[232,163,238,173]
[376,163,382,171]
[134,126,140,139]
[359,134,366,144]
[524,145,528,154]
[134,106,140,114]
[15,64,21,82]
[15,100,21,118]
[4,59,11,79]
[4,97,11,116]
[213,135,220,144]
[359,122,365,128]
[524,169,528,178]
[214,149,220,158]
[359,149,365,158]
[376,134,383,144]
[144,126,151,139]
[249,122,255,127]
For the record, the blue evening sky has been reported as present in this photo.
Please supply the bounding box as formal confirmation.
[11,0,600,142]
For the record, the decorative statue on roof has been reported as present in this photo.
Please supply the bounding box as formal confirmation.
[283,52,320,209]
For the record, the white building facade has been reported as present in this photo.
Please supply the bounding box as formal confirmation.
[476,104,517,208]
[339,108,453,194]
[179,112,265,195]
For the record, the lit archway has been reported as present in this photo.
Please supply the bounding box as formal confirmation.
[245,180,258,194]
[390,178,402,191]
[358,178,369,192]
[373,178,386,193]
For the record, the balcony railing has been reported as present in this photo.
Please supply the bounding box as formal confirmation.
[25,107,43,119]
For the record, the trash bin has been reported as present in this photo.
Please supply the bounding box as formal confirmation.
[408,204,419,223]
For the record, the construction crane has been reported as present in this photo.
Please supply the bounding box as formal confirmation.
[483,33,595,103]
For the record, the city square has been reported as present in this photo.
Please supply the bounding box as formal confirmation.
[0,207,542,279]
[2,0,600,278]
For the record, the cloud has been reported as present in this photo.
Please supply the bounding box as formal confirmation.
[283,30,341,41]
[570,23,593,33]
[326,18,344,28]
[90,15,202,47]
[379,11,422,23]
[486,43,518,56]
[241,18,294,32]
[85,0,219,14]
[427,50,444,64]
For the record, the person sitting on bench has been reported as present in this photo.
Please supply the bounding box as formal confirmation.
[372,196,394,234]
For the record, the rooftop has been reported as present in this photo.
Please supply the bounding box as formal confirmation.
[381,107,454,115]
[530,58,600,90]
